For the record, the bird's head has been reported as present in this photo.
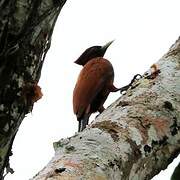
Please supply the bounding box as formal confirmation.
[74,40,114,66]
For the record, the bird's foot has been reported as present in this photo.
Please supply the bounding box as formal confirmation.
[120,74,142,94]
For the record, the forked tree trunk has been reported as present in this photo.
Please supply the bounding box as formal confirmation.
[32,38,180,180]
[0,0,66,179]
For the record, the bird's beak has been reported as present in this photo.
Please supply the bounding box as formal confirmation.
[74,59,80,64]
[101,40,114,52]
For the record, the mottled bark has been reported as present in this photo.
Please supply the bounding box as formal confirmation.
[33,38,180,180]
[0,0,66,179]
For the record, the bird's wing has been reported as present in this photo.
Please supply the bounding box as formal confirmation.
[73,58,113,118]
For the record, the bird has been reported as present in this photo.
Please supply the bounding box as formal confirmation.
[73,41,121,132]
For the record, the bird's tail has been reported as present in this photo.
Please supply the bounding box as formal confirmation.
[78,114,89,132]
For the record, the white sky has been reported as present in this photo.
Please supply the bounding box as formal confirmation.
[7,0,180,179]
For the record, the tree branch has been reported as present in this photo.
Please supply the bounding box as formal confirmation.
[0,0,66,179]
[32,38,180,180]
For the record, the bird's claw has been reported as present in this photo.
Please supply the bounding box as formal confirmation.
[119,73,142,94]
[132,74,142,80]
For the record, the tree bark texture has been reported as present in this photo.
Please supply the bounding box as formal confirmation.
[32,38,180,180]
[0,0,66,179]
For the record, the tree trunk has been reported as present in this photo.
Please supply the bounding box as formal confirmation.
[32,38,180,180]
[0,0,66,179]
